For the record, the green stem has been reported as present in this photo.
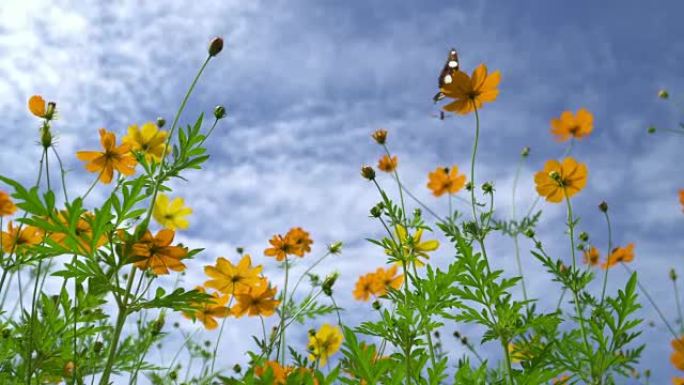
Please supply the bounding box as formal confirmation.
[674,276,684,335]
[599,212,613,304]
[290,252,331,298]
[277,257,290,364]
[511,154,529,305]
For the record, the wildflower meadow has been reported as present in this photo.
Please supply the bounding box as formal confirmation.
[1,2,683,385]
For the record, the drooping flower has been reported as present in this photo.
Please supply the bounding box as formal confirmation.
[389,225,440,266]
[122,122,170,163]
[49,211,106,255]
[182,287,231,330]
[427,165,467,197]
[582,246,600,267]
[131,229,188,275]
[377,154,398,173]
[534,157,588,203]
[440,63,501,115]
[602,243,635,269]
[153,194,192,230]
[672,337,684,371]
[308,323,343,366]
[28,95,47,118]
[1,221,43,253]
[0,190,16,217]
[76,128,137,184]
[231,278,280,317]
[550,109,594,142]
[370,265,404,296]
[204,255,263,295]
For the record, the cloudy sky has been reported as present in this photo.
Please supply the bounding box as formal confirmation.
[1,0,684,383]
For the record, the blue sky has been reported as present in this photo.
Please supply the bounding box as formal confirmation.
[1,0,684,383]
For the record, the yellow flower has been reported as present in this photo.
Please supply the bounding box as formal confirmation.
[132,229,188,275]
[534,157,588,203]
[28,95,47,118]
[550,108,593,142]
[231,278,280,317]
[308,323,343,366]
[182,287,231,330]
[122,122,170,163]
[602,243,635,270]
[76,128,137,184]
[1,221,43,253]
[153,194,192,230]
[508,342,524,363]
[377,154,398,173]
[427,165,467,197]
[204,255,263,295]
[440,63,501,115]
[582,246,600,267]
[0,190,17,217]
[389,225,439,266]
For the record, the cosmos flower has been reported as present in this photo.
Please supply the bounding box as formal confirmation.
[76,128,137,184]
[0,191,16,217]
[602,243,635,269]
[182,287,231,330]
[377,154,398,173]
[550,108,594,142]
[672,336,684,371]
[388,225,439,266]
[132,229,188,275]
[49,211,106,255]
[231,278,280,317]
[122,122,170,163]
[534,157,588,203]
[204,255,263,295]
[582,246,600,267]
[264,227,313,261]
[308,323,343,366]
[153,194,192,230]
[427,165,467,197]
[28,95,48,118]
[1,221,43,254]
[440,63,501,115]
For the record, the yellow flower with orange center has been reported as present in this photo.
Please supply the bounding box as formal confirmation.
[182,287,231,330]
[204,255,263,295]
[427,165,467,197]
[122,122,170,163]
[440,63,501,115]
[76,128,137,184]
[550,108,593,142]
[1,221,43,253]
[308,323,343,366]
[0,190,16,217]
[153,194,192,230]
[131,229,188,275]
[602,243,635,270]
[231,278,280,317]
[582,246,600,267]
[377,154,398,173]
[534,157,588,203]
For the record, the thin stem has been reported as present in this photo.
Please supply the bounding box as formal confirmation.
[81,172,103,201]
[25,260,44,383]
[599,211,613,304]
[290,252,331,298]
[211,317,228,373]
[674,276,684,334]
[277,257,290,364]
[511,154,529,305]
[399,183,444,222]
[51,146,70,202]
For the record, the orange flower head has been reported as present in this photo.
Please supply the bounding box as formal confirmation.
[679,189,684,213]
[132,229,188,275]
[672,336,684,371]
[49,211,106,255]
[254,361,289,384]
[1,221,43,254]
[28,95,47,118]
[427,165,467,197]
[264,234,295,261]
[231,278,280,317]
[371,265,404,296]
[371,129,388,145]
[440,63,501,115]
[582,246,600,267]
[204,255,263,295]
[602,243,635,269]
[0,190,17,217]
[377,154,398,173]
[534,157,588,203]
[76,128,137,184]
[550,108,594,142]
[353,273,377,302]
[285,227,313,257]
[182,287,231,330]
[673,377,684,385]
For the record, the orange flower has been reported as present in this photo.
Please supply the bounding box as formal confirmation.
[182,287,231,330]
[0,190,16,217]
[440,63,501,115]
[371,129,388,145]
[264,227,313,261]
[132,229,188,275]
[582,246,600,267]
[1,221,43,253]
[679,189,684,212]
[76,128,137,184]
[254,361,289,384]
[673,377,684,385]
[534,157,588,203]
[232,278,280,317]
[377,154,398,173]
[49,211,107,255]
[204,255,263,295]
[552,374,570,384]
[28,95,47,118]
[602,243,635,269]
[427,165,467,197]
[371,265,404,296]
[550,109,594,142]
[353,273,376,302]
[672,337,684,371]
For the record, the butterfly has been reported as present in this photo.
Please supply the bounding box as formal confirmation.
[433,48,459,103]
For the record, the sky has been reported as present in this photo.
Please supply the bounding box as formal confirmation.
[1,0,684,383]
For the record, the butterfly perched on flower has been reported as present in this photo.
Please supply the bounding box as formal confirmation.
[433,48,459,103]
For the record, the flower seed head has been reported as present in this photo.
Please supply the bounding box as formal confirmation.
[208,37,224,57]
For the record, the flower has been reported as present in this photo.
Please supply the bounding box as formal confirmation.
[28,95,47,118]
[49,211,106,255]
[602,243,635,269]
[552,374,570,384]
[672,337,684,371]
[121,122,169,163]
[534,157,588,203]
[0,191,16,217]
[1,221,43,253]
[308,323,343,366]
[254,361,289,384]
[679,190,684,212]
[353,273,377,302]
[76,128,137,184]
[371,265,404,296]
[204,255,263,295]
[673,378,684,385]
[440,63,501,115]
[371,129,388,145]
[427,165,467,196]
[508,343,524,363]
[132,229,188,275]
[231,278,280,317]
[182,287,231,330]
[582,246,600,267]
[153,194,192,230]
[389,225,439,266]
[377,154,398,173]
[264,227,313,261]
[550,109,594,142]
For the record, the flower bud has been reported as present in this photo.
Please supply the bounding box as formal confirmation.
[328,241,343,254]
[236,247,244,255]
[524,229,535,238]
[658,89,669,99]
[308,329,316,337]
[233,364,242,373]
[370,205,382,218]
[465,182,473,191]
[94,341,104,353]
[45,102,57,121]
[578,232,589,242]
[40,123,53,149]
[151,314,165,336]
[322,272,339,296]
[361,165,376,181]
[670,268,678,281]
[63,361,75,377]
[521,147,530,157]
[598,201,608,212]
[482,182,494,194]
[647,126,656,134]
[157,117,166,128]
[371,129,388,145]
[372,300,381,310]
[208,37,224,57]
[214,105,227,120]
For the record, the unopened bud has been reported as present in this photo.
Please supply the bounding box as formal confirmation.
[214,105,227,120]
[658,89,669,99]
[372,300,381,310]
[482,182,494,194]
[233,364,242,373]
[328,241,343,254]
[670,268,678,281]
[578,232,589,242]
[361,165,376,181]
[521,147,530,157]
[308,329,316,337]
[465,182,473,191]
[208,37,224,57]
[322,272,339,296]
[45,102,57,121]
[524,229,535,238]
[157,117,166,128]
[236,247,244,255]
[647,126,656,134]
[598,201,608,212]
[371,129,388,145]
[94,341,104,353]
